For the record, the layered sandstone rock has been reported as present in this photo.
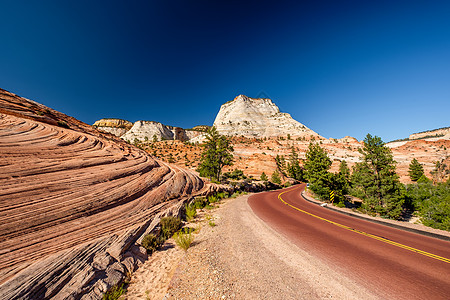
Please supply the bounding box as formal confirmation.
[120,121,191,142]
[213,95,321,138]
[409,127,450,140]
[0,88,210,299]
[93,118,133,137]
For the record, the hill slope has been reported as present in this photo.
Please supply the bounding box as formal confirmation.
[0,88,208,299]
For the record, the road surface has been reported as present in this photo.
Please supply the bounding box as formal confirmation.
[248,184,450,300]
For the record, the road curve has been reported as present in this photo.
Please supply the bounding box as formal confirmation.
[248,184,450,300]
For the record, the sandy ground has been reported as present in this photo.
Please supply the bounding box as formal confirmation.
[124,194,380,299]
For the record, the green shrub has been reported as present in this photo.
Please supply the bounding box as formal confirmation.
[160,216,182,238]
[173,228,194,251]
[335,201,345,208]
[216,192,228,199]
[208,195,219,203]
[230,191,248,198]
[185,204,197,222]
[192,197,207,209]
[141,233,160,253]
[103,283,126,300]
[208,221,216,227]
[57,120,70,128]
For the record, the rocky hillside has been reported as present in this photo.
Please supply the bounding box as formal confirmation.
[93,118,133,136]
[213,95,321,138]
[409,127,450,140]
[0,88,211,299]
[95,95,320,142]
[94,118,205,143]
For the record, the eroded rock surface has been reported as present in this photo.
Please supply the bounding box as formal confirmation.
[213,95,321,138]
[93,118,133,137]
[0,88,208,299]
[409,127,450,140]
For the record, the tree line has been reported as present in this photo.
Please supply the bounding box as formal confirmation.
[195,127,449,230]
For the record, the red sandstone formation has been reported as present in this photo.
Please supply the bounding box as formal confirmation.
[0,88,208,299]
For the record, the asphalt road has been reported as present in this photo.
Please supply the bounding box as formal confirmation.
[248,184,450,300]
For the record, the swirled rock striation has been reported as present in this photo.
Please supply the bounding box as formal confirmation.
[0,88,208,299]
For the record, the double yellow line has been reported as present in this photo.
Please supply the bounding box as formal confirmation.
[278,188,450,264]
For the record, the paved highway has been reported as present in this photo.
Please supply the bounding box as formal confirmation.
[248,184,450,300]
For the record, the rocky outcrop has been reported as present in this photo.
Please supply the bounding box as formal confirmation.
[121,121,189,142]
[336,136,359,143]
[409,127,450,140]
[0,88,209,299]
[93,118,133,137]
[213,95,321,138]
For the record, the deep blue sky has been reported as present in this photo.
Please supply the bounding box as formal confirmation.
[1,1,449,141]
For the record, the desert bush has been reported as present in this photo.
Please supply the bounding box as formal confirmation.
[192,197,207,209]
[208,221,216,227]
[335,202,345,208]
[103,283,126,300]
[230,191,248,198]
[215,192,228,199]
[173,228,194,251]
[208,195,219,203]
[185,204,197,222]
[160,216,182,238]
[141,233,161,253]
[57,120,70,128]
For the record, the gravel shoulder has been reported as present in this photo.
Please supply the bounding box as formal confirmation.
[125,193,380,299]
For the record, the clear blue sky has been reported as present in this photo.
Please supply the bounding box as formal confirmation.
[1,0,449,141]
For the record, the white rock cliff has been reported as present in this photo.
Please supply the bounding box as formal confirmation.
[213,95,320,138]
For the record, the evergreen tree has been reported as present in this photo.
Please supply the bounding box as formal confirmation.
[417,174,431,184]
[351,134,404,219]
[338,160,351,194]
[408,158,424,181]
[286,147,304,181]
[304,142,332,199]
[271,170,281,184]
[197,127,233,181]
[260,172,268,182]
[275,155,286,176]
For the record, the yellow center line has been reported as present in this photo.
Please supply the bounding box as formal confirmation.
[278,188,450,264]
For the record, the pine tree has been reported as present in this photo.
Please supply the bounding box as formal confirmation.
[304,142,332,199]
[271,170,281,184]
[408,158,424,181]
[286,147,304,181]
[197,127,233,182]
[338,160,351,194]
[260,172,268,182]
[275,155,286,176]
[351,134,403,219]
[339,160,350,181]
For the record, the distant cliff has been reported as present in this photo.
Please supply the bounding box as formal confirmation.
[213,95,321,138]
[93,119,205,142]
[409,127,450,140]
[93,118,133,136]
